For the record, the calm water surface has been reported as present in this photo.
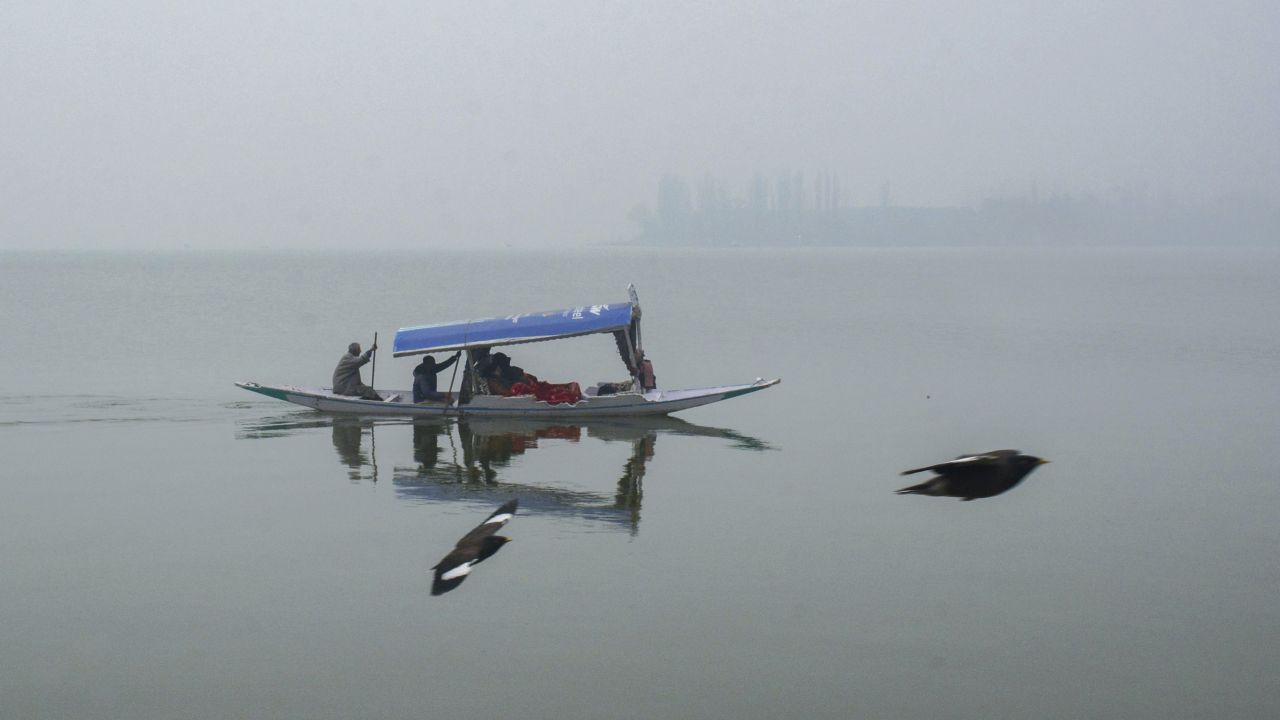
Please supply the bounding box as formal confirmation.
[2,248,1278,719]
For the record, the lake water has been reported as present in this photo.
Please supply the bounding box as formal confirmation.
[2,247,1278,719]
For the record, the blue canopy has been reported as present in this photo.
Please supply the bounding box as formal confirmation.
[393,301,636,357]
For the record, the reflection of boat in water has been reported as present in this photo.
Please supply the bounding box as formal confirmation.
[236,412,772,533]
[236,285,780,417]
[236,413,379,482]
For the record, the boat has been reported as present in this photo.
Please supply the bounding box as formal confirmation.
[236,285,779,417]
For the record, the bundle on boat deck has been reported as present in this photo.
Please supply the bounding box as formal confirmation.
[507,375,583,405]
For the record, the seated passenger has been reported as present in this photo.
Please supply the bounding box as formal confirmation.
[487,352,527,395]
[638,352,657,391]
[492,353,582,405]
[497,353,529,385]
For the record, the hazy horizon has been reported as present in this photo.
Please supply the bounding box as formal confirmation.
[4,1,1277,251]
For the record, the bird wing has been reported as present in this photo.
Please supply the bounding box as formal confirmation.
[485,498,519,525]
[951,449,1017,463]
[901,450,1018,475]
[454,498,518,547]
[431,553,477,595]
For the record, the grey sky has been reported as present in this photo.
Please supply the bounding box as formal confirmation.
[3,1,1277,250]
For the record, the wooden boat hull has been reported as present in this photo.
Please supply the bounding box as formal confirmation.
[235,379,780,418]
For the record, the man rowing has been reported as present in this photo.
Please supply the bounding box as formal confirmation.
[332,342,381,400]
[412,352,461,403]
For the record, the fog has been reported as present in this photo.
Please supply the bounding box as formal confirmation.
[3,1,1277,250]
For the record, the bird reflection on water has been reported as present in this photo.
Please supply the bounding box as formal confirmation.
[237,413,772,533]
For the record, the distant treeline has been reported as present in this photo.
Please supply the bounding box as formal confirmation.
[628,173,1279,246]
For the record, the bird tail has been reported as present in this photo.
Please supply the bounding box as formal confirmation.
[894,481,931,495]
[900,465,934,476]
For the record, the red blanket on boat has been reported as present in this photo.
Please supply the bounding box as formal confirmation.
[507,374,582,405]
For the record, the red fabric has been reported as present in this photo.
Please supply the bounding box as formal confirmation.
[536,426,582,441]
[508,376,583,405]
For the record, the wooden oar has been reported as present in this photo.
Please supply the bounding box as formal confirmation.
[444,323,469,416]
[370,331,379,390]
[369,419,378,484]
[443,349,462,415]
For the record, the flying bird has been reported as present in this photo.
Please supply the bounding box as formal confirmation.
[896,450,1049,501]
[431,499,518,595]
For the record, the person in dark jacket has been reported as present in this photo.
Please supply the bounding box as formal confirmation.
[333,342,381,400]
[413,351,461,403]
[486,352,530,395]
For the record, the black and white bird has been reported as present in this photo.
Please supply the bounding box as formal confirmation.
[896,450,1049,501]
[431,499,518,595]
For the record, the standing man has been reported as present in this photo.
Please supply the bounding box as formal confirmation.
[333,342,381,400]
[413,351,461,403]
